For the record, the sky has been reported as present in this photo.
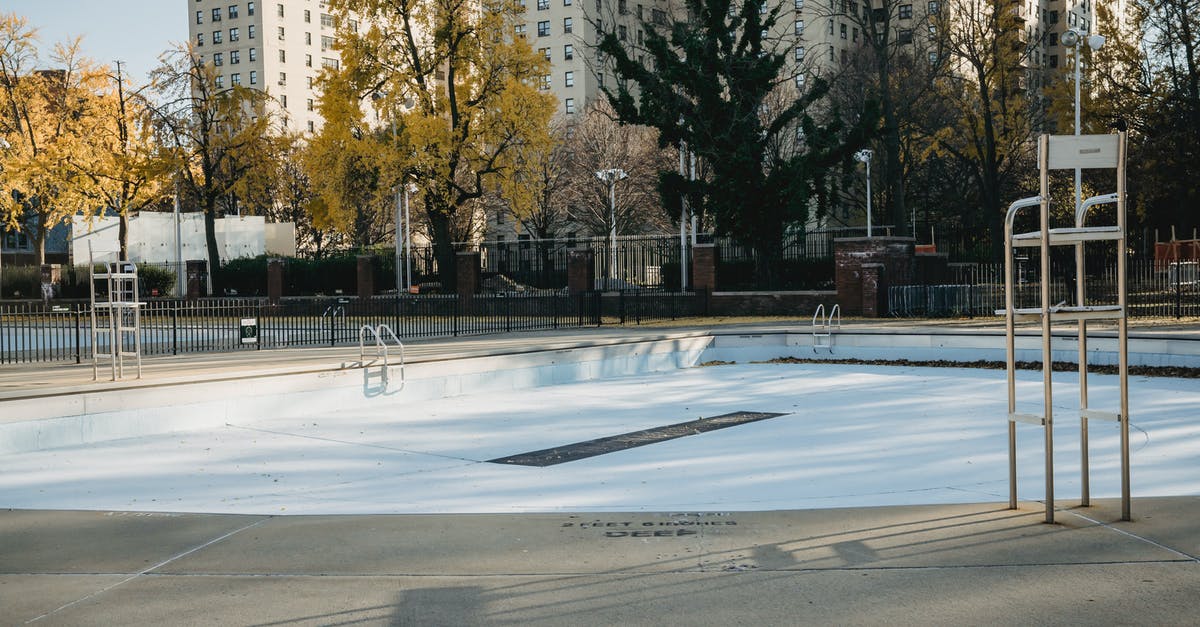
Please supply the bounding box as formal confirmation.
[5,0,183,84]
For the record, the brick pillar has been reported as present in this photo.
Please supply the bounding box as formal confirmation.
[692,243,717,293]
[356,255,374,299]
[456,251,481,303]
[835,237,915,317]
[567,249,595,294]
[861,263,882,317]
[267,258,283,305]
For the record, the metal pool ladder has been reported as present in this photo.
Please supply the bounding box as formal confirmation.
[812,304,840,353]
[359,324,406,388]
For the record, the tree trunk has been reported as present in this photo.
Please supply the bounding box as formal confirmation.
[118,213,129,261]
[430,208,456,292]
[203,200,222,295]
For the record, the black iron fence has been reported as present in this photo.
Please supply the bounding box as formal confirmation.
[0,290,704,365]
[889,259,1200,318]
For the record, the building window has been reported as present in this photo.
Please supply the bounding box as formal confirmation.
[196,10,203,25]
[565,97,575,114]
[307,120,315,132]
[277,3,284,17]
[213,30,223,44]
[898,29,913,44]
[795,0,803,8]
[307,76,314,87]
[321,57,339,69]
[228,4,239,19]
[212,8,222,21]
[538,21,550,37]
[321,35,333,50]
[349,19,358,33]
[564,71,574,87]
[928,51,937,64]
[538,0,549,9]
[248,1,255,16]
[563,17,572,33]
[564,0,572,5]
[515,24,526,38]
[618,25,627,41]
[231,72,241,85]
[249,47,257,61]
[213,52,224,66]
[321,13,334,28]
[230,49,240,64]
[927,1,938,12]
[795,73,805,88]
[281,94,287,108]
[277,49,285,62]
[1049,10,1058,24]
[539,75,550,90]
[306,32,312,45]
[230,27,239,41]
[250,70,257,84]
[840,23,847,39]
[248,24,256,39]
[306,53,313,67]
[278,72,286,85]
[852,27,858,42]
[564,44,573,60]
[307,98,314,111]
[597,73,603,87]
[215,75,225,88]
[304,9,311,23]
[197,32,204,46]
[1049,55,1058,68]
[1049,32,1057,46]
[278,27,285,40]
[794,46,804,61]
[795,20,803,35]
[539,47,551,61]
[898,4,912,19]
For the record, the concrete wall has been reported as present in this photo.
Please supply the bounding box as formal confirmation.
[71,213,295,264]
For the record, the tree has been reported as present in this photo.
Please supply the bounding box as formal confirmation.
[330,0,557,290]
[561,99,673,238]
[599,0,877,286]
[74,61,170,261]
[0,14,107,264]
[922,0,1039,258]
[151,44,278,292]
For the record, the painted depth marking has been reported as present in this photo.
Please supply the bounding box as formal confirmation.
[488,411,788,467]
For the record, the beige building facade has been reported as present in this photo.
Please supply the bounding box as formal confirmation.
[187,0,354,133]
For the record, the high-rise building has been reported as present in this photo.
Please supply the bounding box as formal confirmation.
[187,0,356,134]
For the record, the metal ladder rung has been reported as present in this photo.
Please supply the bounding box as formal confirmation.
[1080,409,1122,422]
[1008,413,1046,426]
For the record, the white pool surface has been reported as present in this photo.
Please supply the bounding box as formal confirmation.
[2,363,1198,515]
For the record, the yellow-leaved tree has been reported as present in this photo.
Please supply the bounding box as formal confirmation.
[0,13,109,264]
[328,0,556,289]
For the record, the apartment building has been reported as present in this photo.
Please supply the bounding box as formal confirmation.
[187,0,354,133]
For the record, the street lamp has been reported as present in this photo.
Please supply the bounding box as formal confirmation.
[1060,28,1106,213]
[402,182,417,292]
[594,168,628,290]
[854,149,873,238]
[0,137,10,299]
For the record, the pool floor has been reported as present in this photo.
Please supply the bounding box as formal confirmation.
[2,363,1198,515]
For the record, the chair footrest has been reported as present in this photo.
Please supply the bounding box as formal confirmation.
[1009,413,1046,425]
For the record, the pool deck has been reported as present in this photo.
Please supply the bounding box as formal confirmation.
[4,319,1200,624]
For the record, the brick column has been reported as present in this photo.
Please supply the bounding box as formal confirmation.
[834,237,914,317]
[456,251,481,303]
[267,258,283,305]
[356,255,374,299]
[692,244,717,293]
[567,249,595,294]
[861,263,882,317]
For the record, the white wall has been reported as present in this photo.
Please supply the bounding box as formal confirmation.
[72,213,293,264]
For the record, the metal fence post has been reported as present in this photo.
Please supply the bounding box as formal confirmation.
[172,304,179,356]
[74,307,82,364]
[1176,262,1183,320]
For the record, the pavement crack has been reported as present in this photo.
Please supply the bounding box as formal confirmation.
[1062,509,1200,563]
[224,423,486,463]
[23,517,270,624]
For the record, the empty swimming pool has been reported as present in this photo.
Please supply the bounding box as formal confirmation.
[2,361,1197,515]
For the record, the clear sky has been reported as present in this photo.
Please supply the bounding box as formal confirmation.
[4,0,184,84]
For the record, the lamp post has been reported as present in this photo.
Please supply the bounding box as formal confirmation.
[403,182,417,291]
[854,149,873,237]
[595,168,628,290]
[1060,28,1106,214]
[0,137,10,299]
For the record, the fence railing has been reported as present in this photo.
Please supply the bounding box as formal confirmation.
[0,290,704,365]
[889,259,1200,318]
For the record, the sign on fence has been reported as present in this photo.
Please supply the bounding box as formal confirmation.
[240,317,259,344]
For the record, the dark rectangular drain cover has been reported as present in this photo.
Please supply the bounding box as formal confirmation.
[488,411,787,467]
